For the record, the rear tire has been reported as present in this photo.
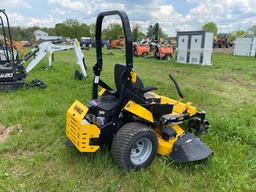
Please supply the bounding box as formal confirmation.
[134,49,138,57]
[111,122,158,170]
[142,52,148,58]
[166,54,171,61]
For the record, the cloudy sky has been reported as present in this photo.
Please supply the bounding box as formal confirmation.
[1,0,256,36]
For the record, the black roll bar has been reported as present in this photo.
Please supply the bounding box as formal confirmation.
[92,10,133,99]
[0,9,15,64]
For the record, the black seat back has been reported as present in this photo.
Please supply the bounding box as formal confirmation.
[114,64,144,95]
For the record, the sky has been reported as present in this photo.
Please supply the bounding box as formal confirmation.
[1,0,256,36]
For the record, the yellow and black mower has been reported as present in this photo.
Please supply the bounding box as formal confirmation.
[66,10,212,170]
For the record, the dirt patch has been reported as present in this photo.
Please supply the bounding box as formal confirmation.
[0,124,21,144]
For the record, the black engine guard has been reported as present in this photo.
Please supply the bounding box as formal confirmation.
[169,133,213,163]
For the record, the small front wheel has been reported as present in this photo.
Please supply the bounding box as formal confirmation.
[111,122,158,170]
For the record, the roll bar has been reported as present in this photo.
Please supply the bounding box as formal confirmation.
[0,9,15,63]
[92,10,133,99]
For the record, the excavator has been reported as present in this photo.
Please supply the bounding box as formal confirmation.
[0,9,87,91]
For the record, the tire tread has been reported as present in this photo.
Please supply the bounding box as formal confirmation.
[111,122,157,170]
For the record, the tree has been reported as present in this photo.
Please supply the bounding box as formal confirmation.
[202,22,218,36]
[146,23,167,40]
[153,23,161,40]
[132,24,144,41]
[80,23,90,38]
[89,24,96,39]
[228,30,247,42]
[102,23,123,40]
[55,19,90,39]
[146,25,154,38]
[55,23,69,37]
[249,25,256,36]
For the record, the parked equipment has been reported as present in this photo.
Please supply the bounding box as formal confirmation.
[233,37,256,57]
[213,33,232,48]
[133,40,150,57]
[0,10,87,91]
[0,37,27,55]
[176,31,213,65]
[108,37,125,49]
[66,10,212,170]
[155,41,174,60]
[80,37,93,49]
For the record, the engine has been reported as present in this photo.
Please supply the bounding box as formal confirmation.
[86,95,118,127]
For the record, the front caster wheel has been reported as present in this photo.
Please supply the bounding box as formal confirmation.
[111,122,158,170]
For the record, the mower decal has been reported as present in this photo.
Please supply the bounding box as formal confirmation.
[74,105,83,114]
[130,71,137,83]
[67,100,88,122]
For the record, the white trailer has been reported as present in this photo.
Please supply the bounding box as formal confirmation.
[176,31,214,66]
[233,37,256,57]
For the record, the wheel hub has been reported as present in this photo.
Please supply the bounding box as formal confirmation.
[130,138,152,165]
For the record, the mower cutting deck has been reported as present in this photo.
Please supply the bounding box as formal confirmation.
[66,10,212,170]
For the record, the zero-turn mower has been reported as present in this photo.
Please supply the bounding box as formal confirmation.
[66,10,212,170]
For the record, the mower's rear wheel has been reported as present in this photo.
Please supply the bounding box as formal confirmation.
[111,122,158,170]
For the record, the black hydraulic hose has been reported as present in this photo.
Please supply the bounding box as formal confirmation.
[23,48,39,62]
[169,74,184,99]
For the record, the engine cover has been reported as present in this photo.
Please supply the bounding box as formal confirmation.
[87,95,118,121]
[0,63,27,82]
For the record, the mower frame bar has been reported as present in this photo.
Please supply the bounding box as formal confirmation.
[93,10,133,99]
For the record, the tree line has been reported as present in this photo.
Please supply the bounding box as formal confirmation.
[1,18,255,42]
[1,19,168,42]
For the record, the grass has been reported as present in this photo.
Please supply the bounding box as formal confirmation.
[0,48,256,191]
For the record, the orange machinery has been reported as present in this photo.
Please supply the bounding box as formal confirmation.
[133,43,150,57]
[155,41,174,60]
[108,37,125,49]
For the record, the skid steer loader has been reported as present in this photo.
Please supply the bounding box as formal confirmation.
[66,10,212,170]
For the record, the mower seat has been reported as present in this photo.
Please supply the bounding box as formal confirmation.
[114,64,157,97]
[114,64,144,91]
